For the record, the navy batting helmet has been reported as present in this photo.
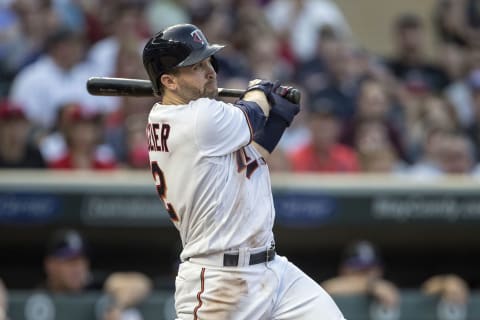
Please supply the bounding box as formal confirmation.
[143,24,225,96]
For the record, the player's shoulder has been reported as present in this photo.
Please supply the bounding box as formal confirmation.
[189,97,224,108]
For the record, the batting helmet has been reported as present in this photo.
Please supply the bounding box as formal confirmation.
[143,24,225,96]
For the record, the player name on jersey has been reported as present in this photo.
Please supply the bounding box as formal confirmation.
[147,123,170,152]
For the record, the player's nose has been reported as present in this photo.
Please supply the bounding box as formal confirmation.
[205,59,216,77]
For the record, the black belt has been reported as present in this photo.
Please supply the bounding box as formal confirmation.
[223,247,276,267]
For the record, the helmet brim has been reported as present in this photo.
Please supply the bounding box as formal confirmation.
[177,44,225,68]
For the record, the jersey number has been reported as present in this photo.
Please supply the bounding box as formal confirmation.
[236,148,260,179]
[150,161,179,222]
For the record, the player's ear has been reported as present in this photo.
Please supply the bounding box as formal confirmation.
[160,74,177,91]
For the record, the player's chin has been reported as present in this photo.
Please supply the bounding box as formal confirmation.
[204,83,218,98]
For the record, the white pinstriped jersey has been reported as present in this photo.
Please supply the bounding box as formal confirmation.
[147,98,275,261]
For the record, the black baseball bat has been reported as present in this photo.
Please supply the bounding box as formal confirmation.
[86,77,301,103]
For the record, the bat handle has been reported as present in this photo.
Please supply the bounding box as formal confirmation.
[275,86,301,104]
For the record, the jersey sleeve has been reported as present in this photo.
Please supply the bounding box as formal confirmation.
[193,98,252,156]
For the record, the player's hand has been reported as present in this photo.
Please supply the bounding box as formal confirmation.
[243,79,275,102]
[270,82,300,126]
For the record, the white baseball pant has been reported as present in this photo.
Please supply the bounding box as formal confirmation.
[174,253,346,320]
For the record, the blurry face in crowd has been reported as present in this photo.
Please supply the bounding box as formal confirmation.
[422,95,457,131]
[440,43,466,80]
[52,38,85,70]
[0,118,29,147]
[44,256,90,293]
[309,113,340,151]
[357,81,389,119]
[67,121,101,150]
[440,135,474,174]
[354,120,390,154]
[395,25,424,57]
[162,57,218,103]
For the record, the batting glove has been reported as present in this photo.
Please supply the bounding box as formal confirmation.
[269,82,300,126]
[242,79,276,102]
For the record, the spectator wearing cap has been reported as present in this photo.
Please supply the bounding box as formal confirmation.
[42,229,153,320]
[42,229,97,293]
[288,98,359,172]
[47,103,117,170]
[385,12,450,95]
[321,240,400,308]
[9,26,116,131]
[0,100,45,168]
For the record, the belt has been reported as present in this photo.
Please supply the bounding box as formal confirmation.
[223,247,276,267]
[187,245,276,267]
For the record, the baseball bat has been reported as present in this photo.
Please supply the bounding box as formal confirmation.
[86,77,301,103]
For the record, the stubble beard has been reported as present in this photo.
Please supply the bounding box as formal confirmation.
[177,79,218,101]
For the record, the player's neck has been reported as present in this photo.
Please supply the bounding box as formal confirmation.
[162,91,189,105]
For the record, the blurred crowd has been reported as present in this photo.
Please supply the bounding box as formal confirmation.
[1,0,480,178]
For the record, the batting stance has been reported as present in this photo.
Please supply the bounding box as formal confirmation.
[144,24,345,320]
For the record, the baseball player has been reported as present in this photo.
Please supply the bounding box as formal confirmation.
[143,23,345,320]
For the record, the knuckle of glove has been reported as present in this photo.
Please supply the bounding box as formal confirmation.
[270,93,300,126]
[245,79,275,96]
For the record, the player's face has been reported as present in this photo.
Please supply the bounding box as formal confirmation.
[175,57,218,101]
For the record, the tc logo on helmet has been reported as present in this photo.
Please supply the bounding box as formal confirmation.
[190,30,206,45]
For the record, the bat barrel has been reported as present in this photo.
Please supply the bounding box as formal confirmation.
[87,77,154,97]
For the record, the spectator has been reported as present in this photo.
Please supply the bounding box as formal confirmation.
[440,131,476,174]
[2,0,60,77]
[310,40,361,122]
[341,77,407,162]
[42,228,100,293]
[42,229,153,305]
[87,1,148,79]
[433,0,469,47]
[122,113,150,169]
[353,119,406,173]
[47,104,117,170]
[408,129,475,178]
[0,100,45,168]
[321,240,400,308]
[407,127,451,178]
[405,94,460,162]
[37,102,77,165]
[294,25,342,96]
[441,42,473,129]
[0,278,8,320]
[288,98,359,172]
[386,12,450,95]
[264,0,352,62]
[323,240,471,316]
[9,26,113,130]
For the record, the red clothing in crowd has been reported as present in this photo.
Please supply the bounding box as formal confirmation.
[289,143,360,172]
[49,152,117,170]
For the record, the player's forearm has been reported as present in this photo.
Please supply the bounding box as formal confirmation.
[242,90,271,117]
[252,142,271,160]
